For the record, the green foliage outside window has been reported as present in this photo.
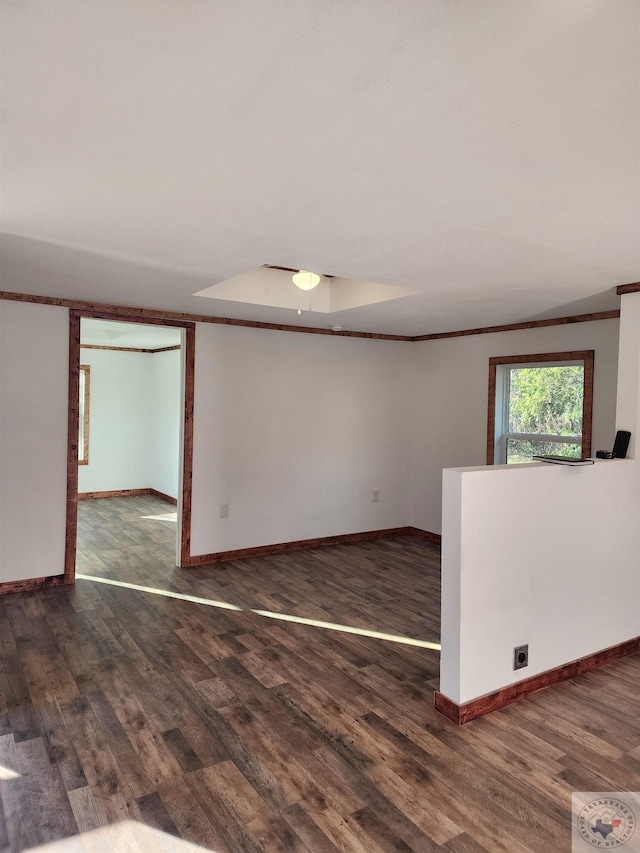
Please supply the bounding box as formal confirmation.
[506,366,584,463]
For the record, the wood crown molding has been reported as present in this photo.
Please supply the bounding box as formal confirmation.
[0,290,619,343]
[616,282,640,295]
[0,290,411,341]
[80,344,181,354]
[412,310,619,342]
[435,635,640,724]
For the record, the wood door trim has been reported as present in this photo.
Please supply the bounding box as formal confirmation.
[180,325,195,567]
[67,309,195,577]
[64,313,81,582]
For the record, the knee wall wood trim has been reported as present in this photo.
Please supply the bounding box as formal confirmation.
[0,575,68,597]
[435,635,640,724]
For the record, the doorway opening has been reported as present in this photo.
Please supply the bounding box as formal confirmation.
[65,311,195,584]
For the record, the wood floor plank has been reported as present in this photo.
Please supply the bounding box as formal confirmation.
[67,785,106,834]
[59,695,143,824]
[10,735,78,850]
[158,777,230,852]
[282,802,342,853]
[245,811,313,853]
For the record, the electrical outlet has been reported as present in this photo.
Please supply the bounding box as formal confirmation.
[219,504,229,519]
[513,644,528,670]
[372,490,380,503]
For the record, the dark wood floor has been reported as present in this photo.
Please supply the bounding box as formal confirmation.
[0,495,638,851]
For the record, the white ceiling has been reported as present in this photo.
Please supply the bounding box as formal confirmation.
[1,1,638,336]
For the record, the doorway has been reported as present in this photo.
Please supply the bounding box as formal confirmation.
[65,310,195,583]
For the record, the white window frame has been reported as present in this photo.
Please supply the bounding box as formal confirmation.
[495,361,582,464]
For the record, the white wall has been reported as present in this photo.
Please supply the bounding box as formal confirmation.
[77,347,181,499]
[190,323,412,556]
[78,348,154,493]
[0,302,68,581]
[148,348,182,499]
[616,293,640,458]
[0,299,624,583]
[441,459,640,705]
[409,318,620,534]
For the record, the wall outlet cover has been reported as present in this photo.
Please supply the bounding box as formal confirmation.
[513,644,528,670]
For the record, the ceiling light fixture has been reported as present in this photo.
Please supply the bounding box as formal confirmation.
[292,270,321,291]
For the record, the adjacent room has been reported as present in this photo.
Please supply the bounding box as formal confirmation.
[0,1,638,852]
[76,318,184,584]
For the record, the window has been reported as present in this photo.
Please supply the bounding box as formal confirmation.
[487,351,594,464]
[79,365,90,465]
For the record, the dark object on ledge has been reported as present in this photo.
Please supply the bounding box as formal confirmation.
[532,455,594,466]
[596,430,631,460]
[612,430,631,459]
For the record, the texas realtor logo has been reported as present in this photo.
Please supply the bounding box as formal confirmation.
[573,793,638,849]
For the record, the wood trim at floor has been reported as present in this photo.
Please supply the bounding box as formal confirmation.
[149,489,178,506]
[435,635,640,724]
[406,527,442,546]
[0,575,67,597]
[0,524,440,595]
[78,488,153,500]
[184,526,440,566]
[77,488,177,504]
[0,290,619,343]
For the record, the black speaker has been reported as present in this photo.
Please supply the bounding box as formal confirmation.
[612,430,631,459]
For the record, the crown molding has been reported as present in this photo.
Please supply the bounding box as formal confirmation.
[0,290,620,342]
